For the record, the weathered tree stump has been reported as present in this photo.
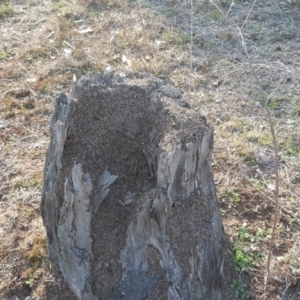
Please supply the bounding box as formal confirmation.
[42,72,224,300]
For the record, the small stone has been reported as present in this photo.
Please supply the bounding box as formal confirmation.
[0,120,11,129]
[1,195,8,201]
[255,101,261,107]
[124,192,136,206]
[267,184,276,192]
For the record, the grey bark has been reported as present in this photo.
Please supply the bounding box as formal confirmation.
[41,93,75,261]
[58,164,95,300]
[41,71,224,300]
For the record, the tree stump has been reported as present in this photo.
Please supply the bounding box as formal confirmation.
[41,72,224,300]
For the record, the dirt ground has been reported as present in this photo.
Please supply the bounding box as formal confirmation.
[0,0,300,299]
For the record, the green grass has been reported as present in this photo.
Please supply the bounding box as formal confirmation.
[0,50,8,60]
[162,9,179,17]
[281,136,300,156]
[26,48,49,61]
[237,223,271,243]
[163,29,190,45]
[231,245,253,272]
[231,278,247,299]
[221,189,241,208]
[293,106,300,117]
[269,95,291,110]
[48,0,68,13]
[239,152,256,166]
[13,178,42,189]
[0,4,13,19]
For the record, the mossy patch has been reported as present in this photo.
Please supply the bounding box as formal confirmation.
[269,96,291,110]
[292,103,300,117]
[0,50,8,60]
[23,99,35,110]
[25,47,49,61]
[1,97,22,119]
[22,238,48,288]
[280,136,300,157]
[13,177,42,189]
[163,29,190,45]
[239,152,257,166]
[0,4,13,19]
[162,9,179,17]
[48,0,68,13]
[27,237,47,265]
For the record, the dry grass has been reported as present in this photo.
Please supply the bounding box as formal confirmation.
[0,0,300,299]
[0,3,13,19]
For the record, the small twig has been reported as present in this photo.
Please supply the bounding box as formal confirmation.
[236,25,280,281]
[7,28,22,37]
[18,63,30,74]
[188,0,194,100]
[241,0,258,31]
[46,45,59,55]
[281,281,292,298]
[32,18,47,25]
[210,1,281,295]
[25,83,38,97]
[138,54,149,73]
[225,0,235,19]
[63,40,76,49]
[17,16,27,25]
[209,1,226,18]
[15,118,34,134]
[239,168,300,229]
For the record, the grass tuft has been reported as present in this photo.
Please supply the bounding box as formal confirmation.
[27,237,47,265]
[163,28,190,45]
[0,4,13,19]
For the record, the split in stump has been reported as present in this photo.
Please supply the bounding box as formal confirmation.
[42,72,224,300]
